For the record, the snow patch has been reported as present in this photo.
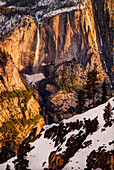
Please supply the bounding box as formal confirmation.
[24,73,45,85]
[0,1,6,6]
[43,6,80,19]
[0,157,17,170]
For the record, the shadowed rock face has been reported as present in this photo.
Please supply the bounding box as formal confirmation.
[91,0,113,83]
[0,1,112,126]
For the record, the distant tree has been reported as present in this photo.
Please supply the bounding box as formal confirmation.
[103,102,113,125]
[85,70,99,108]
[77,89,86,114]
[101,78,109,103]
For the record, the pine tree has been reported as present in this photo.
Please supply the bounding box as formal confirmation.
[85,70,99,108]
[77,89,86,114]
[101,78,108,103]
[103,102,113,125]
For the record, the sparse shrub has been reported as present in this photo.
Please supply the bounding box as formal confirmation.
[95,99,102,107]
[68,106,76,113]
[0,48,8,68]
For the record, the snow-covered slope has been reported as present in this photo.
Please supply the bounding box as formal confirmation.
[0,97,114,170]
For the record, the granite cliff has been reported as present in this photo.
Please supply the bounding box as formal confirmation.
[0,0,113,168]
[0,0,113,123]
[0,18,37,73]
[0,49,45,163]
[0,0,113,80]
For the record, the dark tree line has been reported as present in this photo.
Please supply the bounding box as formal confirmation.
[77,70,109,114]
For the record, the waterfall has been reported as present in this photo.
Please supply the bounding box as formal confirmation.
[33,28,40,73]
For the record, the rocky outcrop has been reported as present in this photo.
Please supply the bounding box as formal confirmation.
[0,0,113,129]
[47,118,97,169]
[0,18,37,73]
[38,0,108,80]
[0,49,45,163]
[0,1,111,124]
[86,150,114,170]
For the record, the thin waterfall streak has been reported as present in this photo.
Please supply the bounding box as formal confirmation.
[33,28,40,72]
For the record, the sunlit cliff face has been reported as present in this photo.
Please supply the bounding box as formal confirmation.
[0,18,38,73]
[0,0,113,81]
[0,0,113,164]
[0,49,45,162]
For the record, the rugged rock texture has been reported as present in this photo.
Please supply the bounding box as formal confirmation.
[0,49,45,163]
[0,18,37,73]
[0,0,113,123]
[86,150,114,170]
[1,98,113,169]
[36,0,113,123]
[91,0,113,83]
[47,117,99,169]
[0,0,112,80]
[38,0,108,81]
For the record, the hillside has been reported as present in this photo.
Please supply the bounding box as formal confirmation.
[0,0,113,124]
[0,0,113,168]
[0,49,45,163]
[1,97,113,169]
